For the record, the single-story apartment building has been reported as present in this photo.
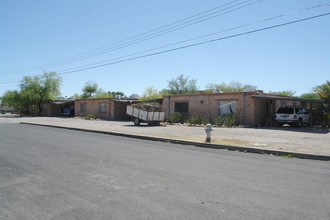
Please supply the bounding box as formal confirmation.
[162,90,324,126]
[28,100,75,116]
[74,97,139,120]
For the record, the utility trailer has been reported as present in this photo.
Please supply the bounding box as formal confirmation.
[126,105,165,126]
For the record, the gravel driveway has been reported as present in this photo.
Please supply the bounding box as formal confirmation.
[1,114,329,156]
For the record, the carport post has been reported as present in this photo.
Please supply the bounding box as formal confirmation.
[108,98,111,120]
[167,96,171,121]
[242,92,246,125]
[309,102,313,130]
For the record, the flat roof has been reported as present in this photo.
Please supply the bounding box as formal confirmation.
[252,95,325,103]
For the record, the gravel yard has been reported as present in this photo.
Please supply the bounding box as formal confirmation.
[1,114,329,156]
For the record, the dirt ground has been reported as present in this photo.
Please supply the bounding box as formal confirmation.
[1,114,329,156]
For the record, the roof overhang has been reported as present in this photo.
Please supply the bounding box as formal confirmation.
[252,95,325,103]
[50,100,74,105]
[113,99,140,103]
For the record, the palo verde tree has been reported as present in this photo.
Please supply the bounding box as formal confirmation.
[1,72,62,115]
[78,81,125,98]
[167,74,198,95]
[277,90,296,97]
[206,81,257,93]
[139,86,163,101]
[82,81,98,98]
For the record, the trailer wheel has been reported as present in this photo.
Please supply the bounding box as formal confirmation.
[134,118,140,126]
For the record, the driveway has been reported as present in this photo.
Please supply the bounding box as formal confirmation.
[0,114,329,156]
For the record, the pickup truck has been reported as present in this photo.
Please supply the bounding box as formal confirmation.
[274,107,310,127]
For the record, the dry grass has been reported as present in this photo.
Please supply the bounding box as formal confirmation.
[153,134,251,147]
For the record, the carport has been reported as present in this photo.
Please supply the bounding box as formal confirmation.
[251,95,325,128]
[113,99,140,120]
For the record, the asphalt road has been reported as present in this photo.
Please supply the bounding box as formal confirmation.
[0,123,329,220]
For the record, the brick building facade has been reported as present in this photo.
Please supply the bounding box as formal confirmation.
[74,98,138,120]
[162,91,304,126]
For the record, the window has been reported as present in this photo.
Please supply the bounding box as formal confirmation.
[99,103,106,113]
[175,102,188,113]
[219,101,236,114]
[80,103,86,112]
[43,104,47,111]
[277,107,294,114]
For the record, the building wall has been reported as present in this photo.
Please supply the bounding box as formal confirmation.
[28,104,51,116]
[74,98,138,120]
[75,98,112,119]
[162,91,258,125]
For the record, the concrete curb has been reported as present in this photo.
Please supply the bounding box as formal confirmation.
[20,122,330,161]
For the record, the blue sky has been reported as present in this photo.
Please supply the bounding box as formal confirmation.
[1,0,329,98]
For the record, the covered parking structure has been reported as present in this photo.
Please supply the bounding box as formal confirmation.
[251,95,325,128]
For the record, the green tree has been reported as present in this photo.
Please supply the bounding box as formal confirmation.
[1,90,26,111]
[82,81,98,98]
[94,89,113,98]
[314,80,330,100]
[206,81,257,93]
[0,72,62,115]
[314,80,330,113]
[108,91,125,97]
[300,92,318,99]
[167,75,198,94]
[72,93,81,99]
[139,86,163,101]
[278,90,296,97]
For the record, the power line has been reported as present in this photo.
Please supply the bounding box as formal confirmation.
[1,11,328,86]
[1,0,261,74]
[40,0,262,69]
[55,13,330,75]
[40,4,328,74]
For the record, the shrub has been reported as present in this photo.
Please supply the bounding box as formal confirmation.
[188,114,210,125]
[85,114,96,120]
[169,112,186,123]
[214,114,239,127]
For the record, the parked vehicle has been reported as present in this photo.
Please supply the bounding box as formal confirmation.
[275,106,310,127]
[1,110,6,114]
[126,105,165,126]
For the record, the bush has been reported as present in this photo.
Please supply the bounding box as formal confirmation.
[188,114,210,125]
[214,114,239,127]
[169,112,186,123]
[85,114,96,120]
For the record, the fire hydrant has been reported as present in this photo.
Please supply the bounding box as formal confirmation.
[205,123,213,143]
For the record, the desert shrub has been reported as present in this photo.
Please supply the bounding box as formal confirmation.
[85,114,96,120]
[188,114,210,125]
[214,114,239,127]
[169,112,186,123]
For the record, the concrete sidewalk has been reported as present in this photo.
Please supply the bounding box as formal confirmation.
[1,115,329,160]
